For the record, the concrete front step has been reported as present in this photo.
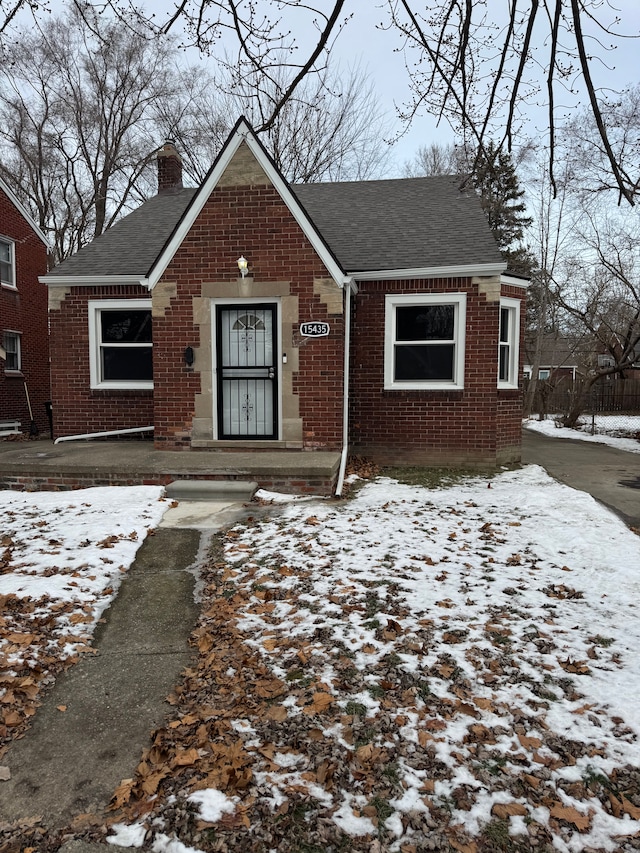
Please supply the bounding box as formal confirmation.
[0,441,341,495]
[165,478,259,501]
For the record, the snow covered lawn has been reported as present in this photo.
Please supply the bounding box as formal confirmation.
[106,467,640,853]
[0,485,168,751]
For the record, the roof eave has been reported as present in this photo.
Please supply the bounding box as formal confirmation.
[350,262,507,282]
[501,271,529,289]
[40,274,150,288]
[0,176,50,248]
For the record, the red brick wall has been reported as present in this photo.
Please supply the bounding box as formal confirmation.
[48,285,153,439]
[0,188,50,435]
[153,183,345,449]
[349,277,524,466]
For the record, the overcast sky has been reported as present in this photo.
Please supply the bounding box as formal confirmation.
[6,0,640,175]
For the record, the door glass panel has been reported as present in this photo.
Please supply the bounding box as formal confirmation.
[222,378,274,436]
[221,308,273,368]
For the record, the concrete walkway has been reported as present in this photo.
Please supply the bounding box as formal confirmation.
[0,498,257,850]
[522,427,640,529]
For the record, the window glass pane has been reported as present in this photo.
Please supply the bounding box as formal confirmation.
[500,307,510,343]
[395,344,454,381]
[1,241,12,284]
[3,333,19,370]
[396,305,454,341]
[101,310,152,343]
[499,344,510,382]
[102,346,152,381]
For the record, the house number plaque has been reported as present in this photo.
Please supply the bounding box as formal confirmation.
[300,321,330,337]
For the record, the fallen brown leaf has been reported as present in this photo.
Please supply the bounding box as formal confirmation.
[550,803,590,831]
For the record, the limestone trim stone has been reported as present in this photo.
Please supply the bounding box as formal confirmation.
[314,277,343,315]
[48,285,70,311]
[216,141,273,188]
[474,275,501,303]
[152,280,177,317]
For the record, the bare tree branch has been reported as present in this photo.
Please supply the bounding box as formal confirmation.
[2,1,638,205]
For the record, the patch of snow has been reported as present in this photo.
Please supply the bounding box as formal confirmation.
[151,834,205,853]
[107,822,147,847]
[332,799,377,837]
[188,788,238,822]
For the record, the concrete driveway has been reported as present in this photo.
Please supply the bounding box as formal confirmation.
[522,427,640,530]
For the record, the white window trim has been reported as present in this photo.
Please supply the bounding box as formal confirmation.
[88,299,153,390]
[384,293,466,391]
[498,297,521,389]
[2,330,21,372]
[0,237,16,289]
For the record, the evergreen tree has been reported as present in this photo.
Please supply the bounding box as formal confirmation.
[471,141,535,275]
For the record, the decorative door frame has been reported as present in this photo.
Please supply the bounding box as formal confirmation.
[211,297,281,441]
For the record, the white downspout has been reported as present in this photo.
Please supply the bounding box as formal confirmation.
[335,279,355,497]
[54,425,154,444]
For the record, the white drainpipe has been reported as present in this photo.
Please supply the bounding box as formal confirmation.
[54,426,154,444]
[335,279,355,497]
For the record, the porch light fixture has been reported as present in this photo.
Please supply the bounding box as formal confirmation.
[184,346,195,367]
[237,256,249,278]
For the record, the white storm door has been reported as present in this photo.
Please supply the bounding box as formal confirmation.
[216,304,278,439]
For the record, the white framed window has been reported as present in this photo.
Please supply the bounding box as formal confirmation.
[538,369,550,380]
[2,331,21,372]
[88,300,152,389]
[498,297,521,388]
[384,293,466,390]
[0,238,16,288]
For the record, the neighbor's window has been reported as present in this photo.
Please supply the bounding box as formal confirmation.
[498,297,520,388]
[2,331,21,371]
[0,238,15,288]
[538,369,550,380]
[384,293,466,390]
[88,300,152,389]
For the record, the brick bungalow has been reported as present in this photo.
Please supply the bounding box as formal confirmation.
[1,176,50,436]
[42,118,526,493]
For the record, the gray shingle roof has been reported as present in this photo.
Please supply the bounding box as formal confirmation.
[293,176,502,272]
[47,175,502,279]
[49,187,196,278]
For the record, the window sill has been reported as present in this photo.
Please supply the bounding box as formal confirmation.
[1,283,17,291]
[4,370,24,377]
[90,383,153,391]
[384,382,464,392]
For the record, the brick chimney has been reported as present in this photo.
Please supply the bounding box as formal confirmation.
[157,139,183,193]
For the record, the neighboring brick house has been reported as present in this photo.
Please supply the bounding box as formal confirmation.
[42,118,526,489]
[0,176,50,436]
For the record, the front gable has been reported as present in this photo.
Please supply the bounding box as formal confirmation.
[150,122,350,451]
[147,118,349,291]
